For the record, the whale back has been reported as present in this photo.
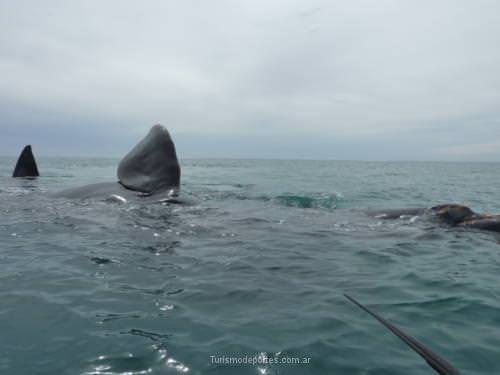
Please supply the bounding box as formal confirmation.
[117,124,180,193]
[431,204,475,224]
[12,145,40,178]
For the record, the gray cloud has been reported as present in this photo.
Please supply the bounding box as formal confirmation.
[1,0,500,160]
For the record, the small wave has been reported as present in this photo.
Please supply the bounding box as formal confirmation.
[198,184,344,209]
[202,190,343,209]
[90,257,115,265]
[274,193,342,209]
[84,344,189,374]
[96,312,141,323]
[1,186,44,195]
[123,328,171,342]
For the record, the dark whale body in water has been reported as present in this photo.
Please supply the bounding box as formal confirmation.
[53,124,192,204]
[370,203,500,233]
[12,145,39,178]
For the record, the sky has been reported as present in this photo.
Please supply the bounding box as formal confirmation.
[1,0,500,161]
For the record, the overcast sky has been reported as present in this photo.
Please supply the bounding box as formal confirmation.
[1,0,500,160]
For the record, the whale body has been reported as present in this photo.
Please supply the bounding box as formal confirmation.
[370,204,500,233]
[53,124,190,203]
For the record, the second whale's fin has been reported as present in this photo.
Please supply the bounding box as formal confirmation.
[344,294,461,375]
[12,145,40,177]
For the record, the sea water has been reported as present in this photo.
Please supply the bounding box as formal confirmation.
[1,157,500,374]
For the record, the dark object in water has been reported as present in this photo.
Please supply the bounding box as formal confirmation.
[12,145,39,177]
[344,294,461,375]
[371,203,500,233]
[53,124,191,203]
[431,204,476,225]
[117,124,180,194]
[433,204,500,232]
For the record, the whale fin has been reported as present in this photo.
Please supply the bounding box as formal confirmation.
[12,145,40,177]
[344,294,461,375]
[117,124,180,194]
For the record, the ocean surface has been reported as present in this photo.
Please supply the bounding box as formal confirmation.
[1,157,500,375]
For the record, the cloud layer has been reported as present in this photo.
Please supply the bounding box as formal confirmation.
[1,0,500,160]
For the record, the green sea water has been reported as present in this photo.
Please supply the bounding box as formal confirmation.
[1,157,500,374]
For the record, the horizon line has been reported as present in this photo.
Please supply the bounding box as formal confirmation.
[1,154,500,164]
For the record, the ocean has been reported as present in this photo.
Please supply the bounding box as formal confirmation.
[1,157,500,375]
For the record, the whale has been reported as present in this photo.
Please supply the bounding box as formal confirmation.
[369,204,500,233]
[12,145,40,178]
[52,124,191,204]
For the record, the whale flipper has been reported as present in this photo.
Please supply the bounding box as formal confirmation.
[344,294,461,375]
[12,145,40,178]
[117,124,180,194]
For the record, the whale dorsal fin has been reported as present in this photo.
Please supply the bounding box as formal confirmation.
[344,294,461,375]
[12,145,40,177]
[117,124,180,194]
